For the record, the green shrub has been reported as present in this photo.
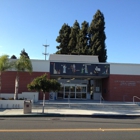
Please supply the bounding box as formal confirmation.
[19,98,24,100]
[8,98,14,100]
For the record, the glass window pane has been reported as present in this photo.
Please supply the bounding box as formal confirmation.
[76,86,81,92]
[70,93,75,98]
[95,87,100,92]
[81,86,86,92]
[70,86,75,92]
[65,86,69,92]
[60,86,64,92]
[57,92,63,98]
[65,92,69,98]
[82,93,86,99]
[76,93,81,98]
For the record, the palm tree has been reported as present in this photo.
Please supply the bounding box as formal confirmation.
[13,55,33,100]
[0,55,13,95]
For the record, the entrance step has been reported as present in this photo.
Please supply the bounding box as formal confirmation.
[33,102,140,111]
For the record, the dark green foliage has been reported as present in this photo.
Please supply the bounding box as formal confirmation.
[55,10,107,62]
[0,55,13,72]
[28,74,61,113]
[56,24,71,54]
[68,20,80,54]
[20,49,30,59]
[10,55,17,59]
[89,10,107,62]
[77,21,89,55]
[27,74,61,93]
[14,55,32,73]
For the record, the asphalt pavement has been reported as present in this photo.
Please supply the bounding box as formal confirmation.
[1,117,140,140]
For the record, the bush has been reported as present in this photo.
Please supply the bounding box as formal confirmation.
[8,98,14,100]
[19,98,24,100]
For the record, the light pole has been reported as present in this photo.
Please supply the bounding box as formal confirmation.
[34,95,35,103]
[42,43,49,60]
[67,80,71,108]
[68,87,70,108]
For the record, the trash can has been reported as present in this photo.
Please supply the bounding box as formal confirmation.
[23,100,32,114]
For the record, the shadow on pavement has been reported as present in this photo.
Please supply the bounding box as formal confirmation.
[0,109,6,112]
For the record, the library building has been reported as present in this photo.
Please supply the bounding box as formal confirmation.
[1,54,140,102]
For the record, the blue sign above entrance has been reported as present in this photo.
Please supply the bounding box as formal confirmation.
[50,62,110,76]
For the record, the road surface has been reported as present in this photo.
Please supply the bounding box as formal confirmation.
[0,117,140,140]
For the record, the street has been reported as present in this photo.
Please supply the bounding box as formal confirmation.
[0,117,140,140]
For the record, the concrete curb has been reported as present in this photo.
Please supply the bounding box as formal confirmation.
[1,114,140,118]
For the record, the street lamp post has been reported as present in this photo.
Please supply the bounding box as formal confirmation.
[67,80,71,108]
[68,87,70,108]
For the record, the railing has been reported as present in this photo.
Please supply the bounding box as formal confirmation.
[100,95,104,103]
[133,96,140,104]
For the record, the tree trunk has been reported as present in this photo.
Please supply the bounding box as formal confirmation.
[14,74,19,100]
[42,93,45,113]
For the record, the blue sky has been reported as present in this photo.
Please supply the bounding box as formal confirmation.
[0,0,140,63]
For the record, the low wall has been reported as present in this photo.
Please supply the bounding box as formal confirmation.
[0,100,24,109]
[0,92,38,102]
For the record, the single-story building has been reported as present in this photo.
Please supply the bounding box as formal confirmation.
[1,54,140,102]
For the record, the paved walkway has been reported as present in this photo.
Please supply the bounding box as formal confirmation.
[0,101,140,117]
[0,108,140,116]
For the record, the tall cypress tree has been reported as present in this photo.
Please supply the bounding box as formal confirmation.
[20,49,30,59]
[89,10,107,62]
[10,55,17,59]
[68,20,80,54]
[56,23,71,54]
[77,21,89,55]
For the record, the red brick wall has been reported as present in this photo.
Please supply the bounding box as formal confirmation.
[1,71,50,100]
[2,71,140,102]
[102,75,140,102]
[39,92,49,100]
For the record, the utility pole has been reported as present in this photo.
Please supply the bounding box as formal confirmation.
[42,42,49,60]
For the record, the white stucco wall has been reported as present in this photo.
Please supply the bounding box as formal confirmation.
[31,59,49,72]
[9,59,50,72]
[0,100,24,109]
[0,92,38,103]
[110,63,140,75]
[49,54,99,63]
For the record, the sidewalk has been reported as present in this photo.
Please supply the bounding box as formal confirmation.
[0,101,140,118]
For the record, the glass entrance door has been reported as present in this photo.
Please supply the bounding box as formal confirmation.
[64,86,69,98]
[76,85,87,99]
[64,85,75,99]
[64,84,87,99]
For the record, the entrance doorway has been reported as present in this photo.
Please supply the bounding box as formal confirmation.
[58,84,87,99]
